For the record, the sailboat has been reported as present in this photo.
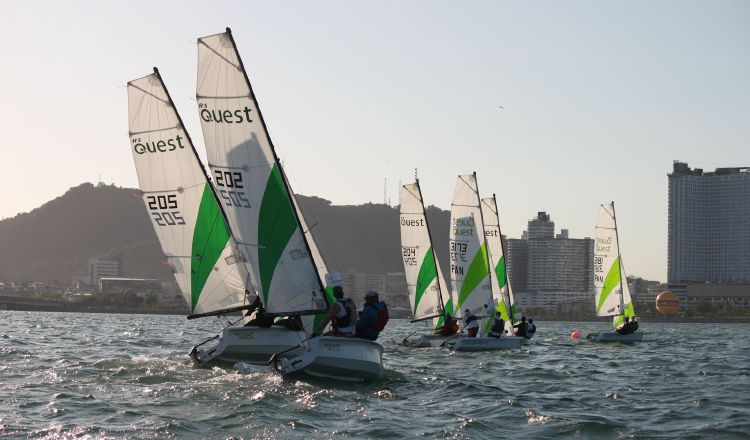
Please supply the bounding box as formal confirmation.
[194,28,384,381]
[448,174,522,351]
[398,180,456,347]
[588,202,643,342]
[481,195,530,342]
[127,68,256,357]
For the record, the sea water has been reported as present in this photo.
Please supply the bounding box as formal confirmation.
[1,311,748,439]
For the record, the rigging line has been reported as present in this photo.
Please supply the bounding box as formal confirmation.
[196,94,252,99]
[139,182,204,194]
[129,124,181,136]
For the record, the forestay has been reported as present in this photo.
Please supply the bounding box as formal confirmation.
[450,174,492,322]
[196,29,328,316]
[400,182,453,328]
[480,196,515,335]
[594,203,625,318]
[127,70,250,315]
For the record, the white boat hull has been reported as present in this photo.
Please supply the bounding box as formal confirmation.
[401,333,465,348]
[190,326,307,366]
[450,336,523,351]
[591,331,644,343]
[295,336,384,382]
[191,327,384,382]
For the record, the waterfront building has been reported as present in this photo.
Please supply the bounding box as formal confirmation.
[506,212,594,312]
[668,161,750,285]
[89,256,123,285]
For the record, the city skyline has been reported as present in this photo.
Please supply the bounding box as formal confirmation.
[2,1,749,283]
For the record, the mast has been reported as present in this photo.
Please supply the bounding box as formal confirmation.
[473,172,494,316]
[492,193,514,323]
[416,178,446,316]
[222,27,327,301]
[611,201,625,315]
[152,67,253,302]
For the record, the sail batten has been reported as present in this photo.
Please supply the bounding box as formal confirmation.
[127,70,251,315]
[196,29,328,316]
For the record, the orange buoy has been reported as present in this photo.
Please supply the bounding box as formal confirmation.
[656,291,679,315]
[571,329,581,340]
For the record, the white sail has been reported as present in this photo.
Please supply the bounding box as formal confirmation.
[196,29,328,316]
[400,182,452,328]
[613,259,636,328]
[480,196,515,335]
[127,70,251,314]
[450,174,493,324]
[594,203,624,317]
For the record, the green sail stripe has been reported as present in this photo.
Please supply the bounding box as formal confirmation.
[597,257,621,312]
[191,183,231,311]
[613,301,636,329]
[456,243,489,311]
[258,164,298,305]
[495,256,507,289]
[414,247,438,315]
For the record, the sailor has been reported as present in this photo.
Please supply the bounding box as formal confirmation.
[244,296,274,328]
[315,285,356,336]
[464,309,480,337]
[527,319,537,338]
[355,291,389,341]
[488,311,505,338]
[513,316,530,338]
[616,316,637,335]
[434,313,459,337]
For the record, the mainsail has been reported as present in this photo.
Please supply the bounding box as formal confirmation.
[127,69,251,315]
[196,28,328,316]
[594,202,633,328]
[399,181,453,329]
[450,174,493,325]
[480,195,515,335]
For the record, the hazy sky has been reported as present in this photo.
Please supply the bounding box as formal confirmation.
[2,1,748,282]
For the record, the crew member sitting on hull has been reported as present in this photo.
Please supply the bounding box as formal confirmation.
[434,313,459,337]
[513,316,530,338]
[488,311,505,338]
[527,319,537,338]
[616,316,638,335]
[356,291,389,341]
[464,309,480,337]
[314,285,356,337]
[244,296,274,328]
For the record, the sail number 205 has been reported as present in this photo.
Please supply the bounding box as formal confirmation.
[214,170,250,208]
[146,195,185,227]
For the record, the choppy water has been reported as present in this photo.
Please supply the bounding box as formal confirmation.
[1,311,749,439]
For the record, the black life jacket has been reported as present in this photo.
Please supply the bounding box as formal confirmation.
[370,301,389,332]
[333,298,355,328]
[491,318,504,334]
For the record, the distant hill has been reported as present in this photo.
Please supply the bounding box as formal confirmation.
[0,183,451,283]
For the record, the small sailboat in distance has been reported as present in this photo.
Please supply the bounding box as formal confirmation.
[398,179,456,347]
[588,202,643,342]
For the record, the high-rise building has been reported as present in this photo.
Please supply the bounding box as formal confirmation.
[507,212,594,311]
[668,161,750,285]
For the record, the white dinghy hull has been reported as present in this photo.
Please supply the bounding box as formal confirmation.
[402,333,465,348]
[302,336,384,382]
[450,336,523,351]
[592,332,644,343]
[190,326,307,366]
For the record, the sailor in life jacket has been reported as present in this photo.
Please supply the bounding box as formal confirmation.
[488,311,505,338]
[315,285,357,337]
[464,309,480,337]
[355,291,389,341]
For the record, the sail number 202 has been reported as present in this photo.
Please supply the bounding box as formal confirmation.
[214,170,250,208]
[146,194,185,227]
